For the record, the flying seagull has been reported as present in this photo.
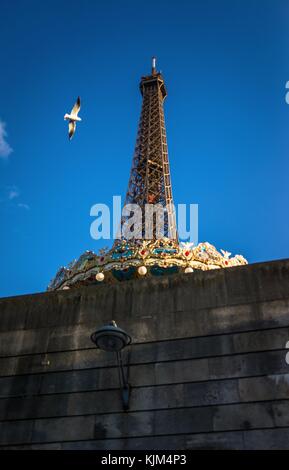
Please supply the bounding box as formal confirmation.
[64,97,81,140]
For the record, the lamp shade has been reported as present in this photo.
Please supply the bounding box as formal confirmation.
[90,322,131,352]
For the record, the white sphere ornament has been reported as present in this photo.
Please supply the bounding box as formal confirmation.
[138,266,147,276]
[96,272,105,282]
[184,267,194,274]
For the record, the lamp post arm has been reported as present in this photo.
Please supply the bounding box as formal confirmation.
[116,350,130,411]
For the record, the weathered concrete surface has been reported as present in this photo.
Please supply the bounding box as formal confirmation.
[0,259,288,449]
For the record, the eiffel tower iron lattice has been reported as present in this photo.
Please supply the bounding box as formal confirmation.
[120,57,177,241]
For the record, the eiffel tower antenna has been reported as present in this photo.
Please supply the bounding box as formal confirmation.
[152,56,157,75]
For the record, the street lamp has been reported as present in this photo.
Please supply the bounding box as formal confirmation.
[91,321,131,410]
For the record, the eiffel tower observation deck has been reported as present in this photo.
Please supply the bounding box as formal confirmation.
[48,59,247,290]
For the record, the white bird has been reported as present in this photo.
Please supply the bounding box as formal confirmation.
[64,97,81,140]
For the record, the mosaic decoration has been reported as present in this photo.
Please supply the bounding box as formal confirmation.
[48,239,248,291]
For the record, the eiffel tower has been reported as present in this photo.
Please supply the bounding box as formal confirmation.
[120,57,177,241]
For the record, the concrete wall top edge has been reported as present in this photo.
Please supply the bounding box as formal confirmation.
[0,258,288,335]
[1,257,289,303]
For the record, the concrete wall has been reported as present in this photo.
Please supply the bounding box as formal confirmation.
[0,259,289,449]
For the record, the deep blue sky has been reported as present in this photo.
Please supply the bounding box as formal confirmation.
[0,0,288,298]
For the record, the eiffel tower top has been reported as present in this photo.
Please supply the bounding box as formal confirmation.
[139,57,167,99]
[48,59,247,290]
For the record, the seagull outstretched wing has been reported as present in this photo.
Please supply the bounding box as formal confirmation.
[68,121,76,140]
[71,96,81,117]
